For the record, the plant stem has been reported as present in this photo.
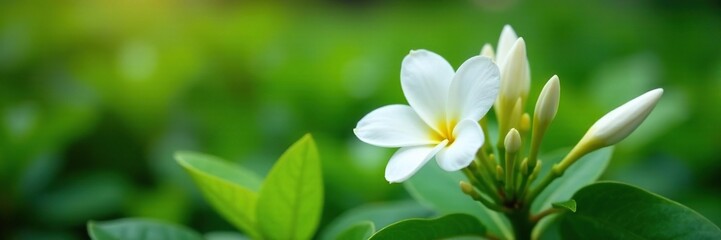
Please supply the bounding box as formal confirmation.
[506,207,534,240]
[462,167,501,203]
[530,208,562,223]
[505,151,517,200]
[524,167,561,204]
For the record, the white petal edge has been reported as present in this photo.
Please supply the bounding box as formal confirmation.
[354,104,437,148]
[447,56,500,122]
[496,24,518,69]
[400,49,454,133]
[436,119,484,171]
[385,140,449,183]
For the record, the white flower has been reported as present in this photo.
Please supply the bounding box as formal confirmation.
[354,50,500,183]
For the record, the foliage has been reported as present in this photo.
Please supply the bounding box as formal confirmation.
[560,182,721,239]
[88,218,203,240]
[369,213,486,240]
[175,135,322,240]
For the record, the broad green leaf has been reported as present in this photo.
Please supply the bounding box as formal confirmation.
[404,161,512,239]
[256,134,323,240]
[560,182,721,239]
[204,231,250,240]
[552,199,576,213]
[369,213,486,240]
[336,221,375,240]
[175,151,262,238]
[320,200,432,240]
[530,147,613,239]
[87,218,202,240]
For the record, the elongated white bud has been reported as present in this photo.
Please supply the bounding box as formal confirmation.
[529,75,561,167]
[481,43,495,60]
[495,38,531,137]
[534,75,561,128]
[580,88,664,147]
[498,38,530,107]
[555,88,664,172]
[496,25,518,67]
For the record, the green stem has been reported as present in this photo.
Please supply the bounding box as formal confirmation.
[506,208,534,240]
[525,142,591,203]
[505,151,517,199]
[462,167,501,203]
[530,208,562,223]
[516,173,531,200]
[476,150,499,189]
[524,166,561,204]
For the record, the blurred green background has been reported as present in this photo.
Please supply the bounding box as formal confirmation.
[1,0,720,239]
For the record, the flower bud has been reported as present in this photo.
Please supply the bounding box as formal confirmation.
[556,89,663,171]
[495,38,531,138]
[528,76,560,163]
[504,128,522,153]
[481,43,495,59]
[534,75,561,129]
[460,181,476,196]
[495,165,504,182]
[519,113,531,134]
[520,157,529,176]
[580,88,663,148]
[496,25,518,67]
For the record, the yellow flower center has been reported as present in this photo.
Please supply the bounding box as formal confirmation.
[431,119,456,145]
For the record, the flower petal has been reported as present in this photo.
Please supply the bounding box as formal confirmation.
[401,49,454,133]
[385,140,448,183]
[447,56,500,122]
[354,104,437,148]
[496,24,518,68]
[436,119,484,171]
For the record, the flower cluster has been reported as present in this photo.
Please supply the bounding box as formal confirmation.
[353,25,663,207]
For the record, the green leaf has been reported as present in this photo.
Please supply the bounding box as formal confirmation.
[87,218,202,240]
[369,213,486,240]
[34,172,129,226]
[531,147,613,239]
[560,181,721,239]
[404,161,512,239]
[175,151,262,238]
[319,200,432,240]
[204,231,250,240]
[552,199,576,213]
[336,221,375,240]
[256,134,323,240]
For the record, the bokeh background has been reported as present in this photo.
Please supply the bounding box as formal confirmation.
[1,0,720,239]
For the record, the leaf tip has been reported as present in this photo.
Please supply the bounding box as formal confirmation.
[552,199,577,213]
[299,133,316,145]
